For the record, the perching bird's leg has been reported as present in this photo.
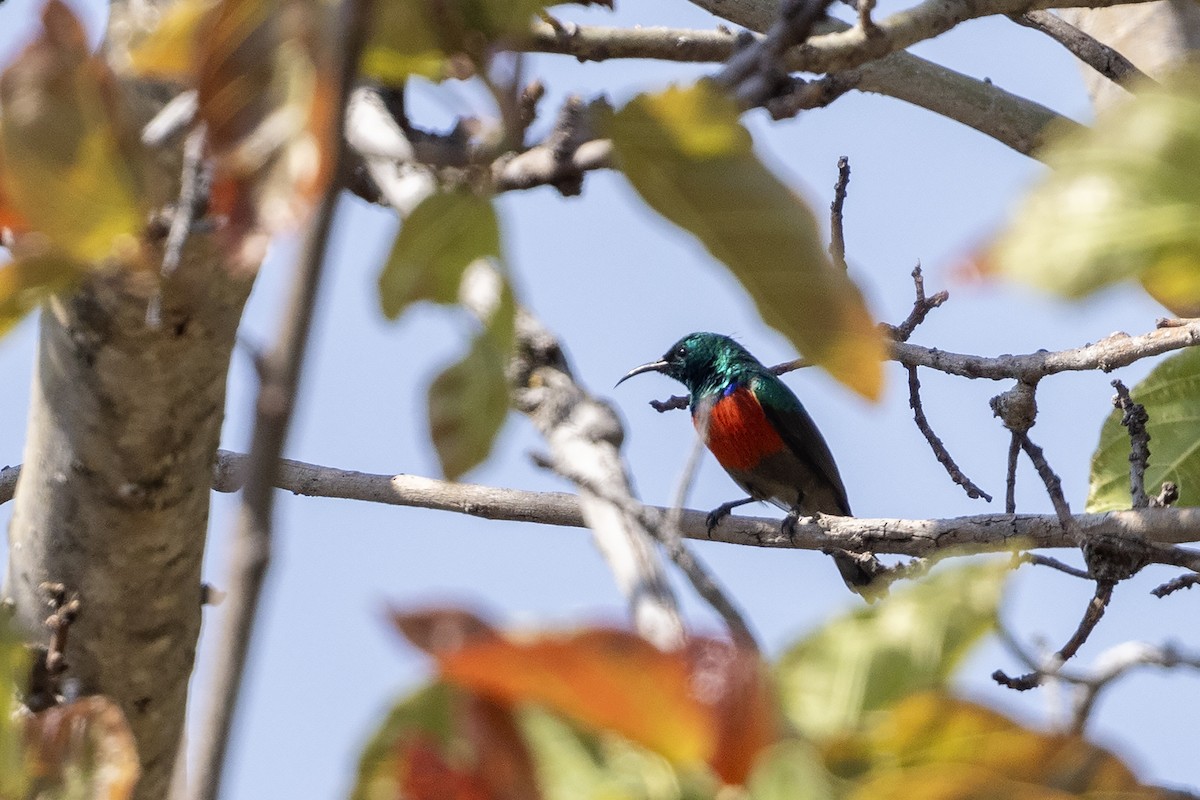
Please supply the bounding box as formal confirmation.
[706,497,757,535]
[782,494,815,541]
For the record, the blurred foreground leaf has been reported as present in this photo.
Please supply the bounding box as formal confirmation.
[0,252,86,338]
[24,697,141,800]
[747,740,834,800]
[365,599,1180,800]
[379,192,502,319]
[351,682,539,800]
[606,81,885,400]
[194,0,338,268]
[0,614,28,800]
[989,66,1200,315]
[389,610,777,784]
[0,1,144,266]
[363,0,547,83]
[520,708,712,800]
[775,559,1008,740]
[124,0,215,81]
[435,628,716,767]
[826,693,1168,799]
[426,266,515,480]
[1088,348,1200,511]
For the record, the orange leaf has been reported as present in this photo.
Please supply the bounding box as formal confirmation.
[194,0,338,269]
[124,0,216,81]
[436,628,717,767]
[687,638,779,785]
[24,697,140,800]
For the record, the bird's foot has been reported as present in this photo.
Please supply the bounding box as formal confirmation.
[705,506,731,538]
[781,508,817,543]
[706,499,750,537]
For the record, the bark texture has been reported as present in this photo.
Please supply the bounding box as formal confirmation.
[4,252,252,799]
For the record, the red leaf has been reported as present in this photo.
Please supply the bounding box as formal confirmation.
[24,696,140,800]
[686,638,780,785]
[391,608,501,656]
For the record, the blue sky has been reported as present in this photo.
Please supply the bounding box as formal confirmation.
[1,0,1197,796]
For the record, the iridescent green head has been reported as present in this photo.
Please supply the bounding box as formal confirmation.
[616,332,759,396]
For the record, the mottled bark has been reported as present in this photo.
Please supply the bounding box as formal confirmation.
[4,250,251,800]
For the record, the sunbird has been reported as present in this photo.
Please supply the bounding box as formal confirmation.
[617,331,882,597]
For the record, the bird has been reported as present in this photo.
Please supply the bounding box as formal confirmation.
[616,331,884,598]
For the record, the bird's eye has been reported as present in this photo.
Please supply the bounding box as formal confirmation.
[675,345,688,359]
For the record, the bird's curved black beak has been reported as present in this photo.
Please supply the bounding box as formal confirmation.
[614,359,669,388]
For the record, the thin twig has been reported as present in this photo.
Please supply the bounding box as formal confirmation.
[857,0,880,35]
[1005,431,1020,514]
[1014,551,1091,580]
[533,452,760,652]
[25,583,81,712]
[148,125,208,328]
[666,400,712,537]
[716,0,839,108]
[890,319,1200,381]
[1112,379,1150,509]
[828,156,850,273]
[993,579,1114,689]
[1010,10,1151,88]
[764,71,861,119]
[186,3,371,799]
[887,263,948,343]
[907,366,992,502]
[997,621,1200,734]
[1152,573,1200,598]
[1019,432,1073,533]
[142,90,199,148]
[527,16,1072,159]
[1070,639,1200,734]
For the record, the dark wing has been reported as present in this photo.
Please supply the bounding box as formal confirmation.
[752,372,852,515]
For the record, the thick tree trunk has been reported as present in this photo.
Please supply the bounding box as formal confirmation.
[5,251,251,799]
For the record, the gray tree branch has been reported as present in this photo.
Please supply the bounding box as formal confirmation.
[526,19,1073,158]
[509,311,687,650]
[207,450,1200,559]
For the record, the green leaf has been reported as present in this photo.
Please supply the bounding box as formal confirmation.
[774,560,1008,740]
[379,191,501,319]
[364,0,546,83]
[0,613,29,800]
[989,65,1200,313]
[427,276,515,480]
[747,740,834,800]
[1087,348,1200,511]
[0,252,86,339]
[520,708,716,800]
[606,81,885,400]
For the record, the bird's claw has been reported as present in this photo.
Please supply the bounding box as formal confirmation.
[705,508,727,538]
[781,508,817,543]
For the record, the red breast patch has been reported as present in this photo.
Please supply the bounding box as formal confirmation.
[696,386,785,471]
